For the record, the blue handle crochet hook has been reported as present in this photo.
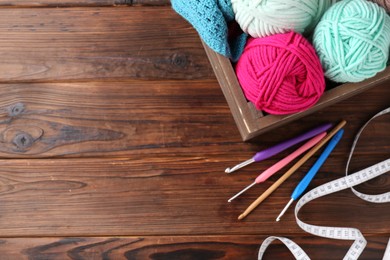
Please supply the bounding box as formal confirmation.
[276,129,344,222]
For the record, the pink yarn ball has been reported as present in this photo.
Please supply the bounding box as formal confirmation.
[236,32,325,115]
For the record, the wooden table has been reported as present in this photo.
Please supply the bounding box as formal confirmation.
[0,1,388,259]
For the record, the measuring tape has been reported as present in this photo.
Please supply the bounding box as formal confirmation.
[258,107,390,260]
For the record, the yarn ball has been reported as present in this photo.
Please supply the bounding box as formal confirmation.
[235,32,325,115]
[313,0,390,83]
[369,0,390,12]
[231,0,336,38]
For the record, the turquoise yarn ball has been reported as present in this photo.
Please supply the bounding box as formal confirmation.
[313,0,390,83]
[231,0,336,38]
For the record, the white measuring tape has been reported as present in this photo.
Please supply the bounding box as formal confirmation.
[258,107,390,260]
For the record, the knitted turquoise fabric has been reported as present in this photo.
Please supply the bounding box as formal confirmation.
[171,0,247,62]
[218,0,235,21]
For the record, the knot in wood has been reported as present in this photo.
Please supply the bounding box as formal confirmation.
[13,132,34,149]
[171,53,188,68]
[8,103,25,117]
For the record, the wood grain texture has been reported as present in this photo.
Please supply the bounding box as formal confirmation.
[0,80,236,157]
[0,153,387,236]
[0,236,388,260]
[0,80,387,158]
[0,0,131,7]
[0,3,388,259]
[0,7,212,82]
[132,0,170,5]
[0,0,169,7]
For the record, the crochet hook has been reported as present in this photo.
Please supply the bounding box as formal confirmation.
[238,120,346,220]
[276,129,344,222]
[228,131,326,202]
[225,123,332,174]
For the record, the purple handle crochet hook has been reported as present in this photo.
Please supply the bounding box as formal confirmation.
[225,123,333,173]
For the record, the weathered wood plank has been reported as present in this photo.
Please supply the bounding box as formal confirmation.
[0,0,131,7]
[0,152,387,236]
[0,3,387,260]
[0,0,170,7]
[0,80,387,158]
[0,236,387,259]
[132,0,170,5]
[0,6,212,82]
[0,80,238,157]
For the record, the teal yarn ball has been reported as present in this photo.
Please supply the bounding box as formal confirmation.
[313,0,390,83]
[231,0,336,38]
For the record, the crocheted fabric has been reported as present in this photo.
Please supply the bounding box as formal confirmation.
[171,0,247,61]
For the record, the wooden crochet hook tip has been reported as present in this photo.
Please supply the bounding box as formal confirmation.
[237,120,347,221]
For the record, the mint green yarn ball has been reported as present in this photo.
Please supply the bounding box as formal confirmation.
[231,0,336,38]
[313,0,390,83]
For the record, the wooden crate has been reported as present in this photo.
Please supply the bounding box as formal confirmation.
[202,41,390,141]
